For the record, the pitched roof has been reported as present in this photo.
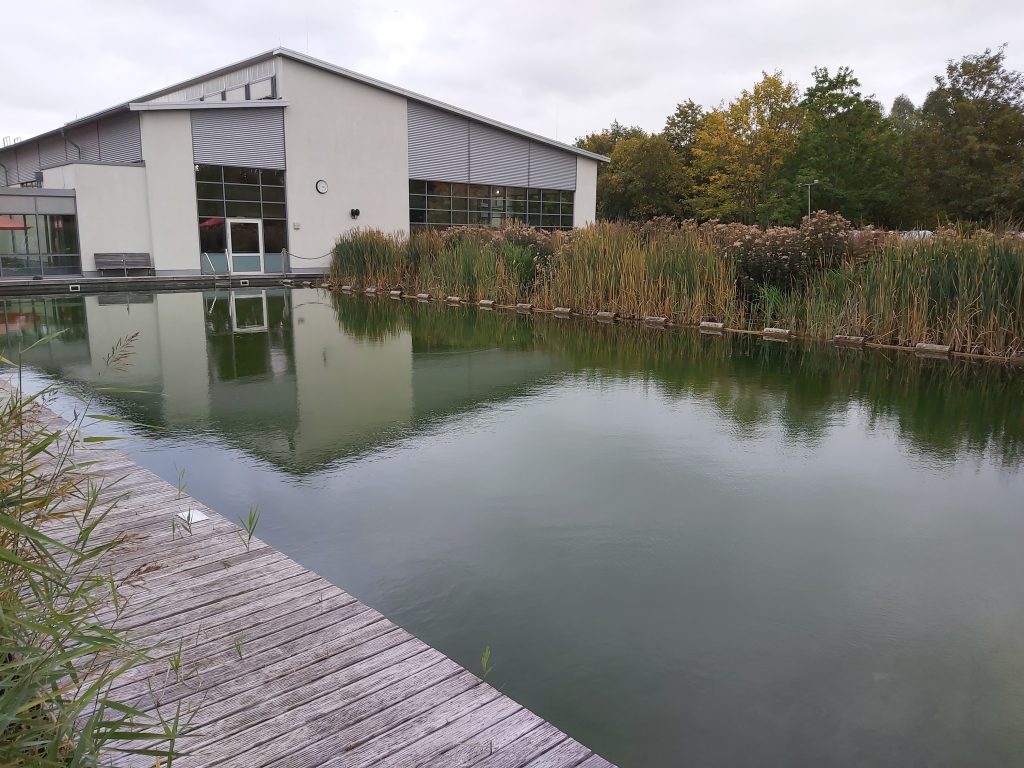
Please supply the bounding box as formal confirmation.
[5,49,608,163]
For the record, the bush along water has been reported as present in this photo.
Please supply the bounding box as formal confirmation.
[328,214,1024,359]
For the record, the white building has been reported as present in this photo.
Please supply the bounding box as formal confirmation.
[0,49,605,280]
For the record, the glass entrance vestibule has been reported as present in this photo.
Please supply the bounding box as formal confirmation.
[0,190,81,279]
[196,164,287,274]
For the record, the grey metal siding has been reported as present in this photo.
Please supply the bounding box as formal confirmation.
[528,142,576,190]
[469,123,529,186]
[191,107,285,168]
[0,148,16,186]
[97,113,142,163]
[66,123,100,162]
[38,135,67,169]
[36,195,76,215]
[408,102,469,182]
[15,145,40,184]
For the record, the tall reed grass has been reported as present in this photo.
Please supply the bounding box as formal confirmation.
[329,219,1024,357]
[1,337,185,765]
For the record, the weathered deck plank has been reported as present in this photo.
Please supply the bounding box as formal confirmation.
[25,420,615,766]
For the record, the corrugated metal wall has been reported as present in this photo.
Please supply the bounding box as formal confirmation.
[469,123,529,186]
[1,112,144,187]
[65,123,101,162]
[408,102,578,190]
[97,113,143,163]
[527,142,576,190]
[408,102,469,182]
[191,108,286,169]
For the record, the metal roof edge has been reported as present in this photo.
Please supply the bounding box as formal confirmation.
[129,100,289,112]
[274,48,609,162]
[4,48,609,164]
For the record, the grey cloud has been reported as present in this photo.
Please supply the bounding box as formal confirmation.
[2,0,1021,145]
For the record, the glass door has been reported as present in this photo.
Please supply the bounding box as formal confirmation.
[226,218,264,274]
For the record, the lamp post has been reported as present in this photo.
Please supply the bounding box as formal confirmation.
[800,180,820,220]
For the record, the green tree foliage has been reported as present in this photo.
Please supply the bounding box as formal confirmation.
[918,45,1024,222]
[601,135,688,220]
[789,67,897,224]
[690,72,803,224]
[579,46,1024,228]
[575,121,649,219]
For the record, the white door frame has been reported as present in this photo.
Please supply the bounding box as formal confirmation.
[229,290,269,334]
[225,218,264,275]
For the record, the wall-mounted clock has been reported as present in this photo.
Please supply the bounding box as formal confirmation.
[315,179,328,194]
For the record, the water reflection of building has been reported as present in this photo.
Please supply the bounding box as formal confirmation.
[0,289,566,473]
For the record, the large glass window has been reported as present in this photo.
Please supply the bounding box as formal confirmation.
[409,179,574,232]
[0,212,80,278]
[196,164,288,273]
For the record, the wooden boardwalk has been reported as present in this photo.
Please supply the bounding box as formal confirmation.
[44,437,616,766]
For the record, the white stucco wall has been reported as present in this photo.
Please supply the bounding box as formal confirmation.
[139,111,201,274]
[574,157,598,227]
[42,163,151,273]
[279,57,409,271]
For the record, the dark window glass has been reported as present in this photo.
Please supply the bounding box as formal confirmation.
[542,190,562,203]
[542,201,560,215]
[41,252,80,275]
[225,183,260,201]
[427,181,451,196]
[560,191,574,204]
[561,214,575,228]
[261,185,286,203]
[427,195,451,211]
[260,169,285,186]
[263,220,286,252]
[262,202,287,219]
[196,182,223,200]
[491,186,505,199]
[527,213,542,226]
[467,211,488,226]
[468,184,489,198]
[410,209,426,224]
[561,202,574,216]
[507,200,526,214]
[1,253,41,276]
[409,194,426,209]
[42,215,78,254]
[451,210,468,225]
[527,201,542,214]
[451,197,468,211]
[224,167,260,184]
[196,165,222,183]
[450,183,467,196]
[225,200,261,217]
[427,209,451,225]
[528,189,542,202]
[409,179,426,194]
[469,198,490,212]
[199,219,226,252]
[541,214,562,228]
[507,187,527,202]
[197,200,225,217]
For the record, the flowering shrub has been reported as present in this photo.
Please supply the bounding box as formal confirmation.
[711,211,853,292]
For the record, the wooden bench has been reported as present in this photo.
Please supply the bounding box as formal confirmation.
[94,253,154,276]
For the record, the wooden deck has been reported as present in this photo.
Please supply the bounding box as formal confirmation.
[47,436,615,767]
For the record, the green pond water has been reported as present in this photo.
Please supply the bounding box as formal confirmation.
[3,288,1024,767]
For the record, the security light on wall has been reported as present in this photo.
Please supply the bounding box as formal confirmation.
[350,209,360,219]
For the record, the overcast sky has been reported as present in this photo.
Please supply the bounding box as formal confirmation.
[3,0,1022,145]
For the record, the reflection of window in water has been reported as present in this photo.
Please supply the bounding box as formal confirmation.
[231,293,268,333]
